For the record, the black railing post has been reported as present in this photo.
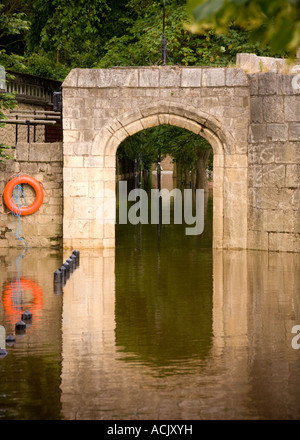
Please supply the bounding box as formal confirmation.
[26,120,30,143]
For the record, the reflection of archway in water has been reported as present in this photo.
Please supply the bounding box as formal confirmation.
[3,277,43,324]
[114,126,214,368]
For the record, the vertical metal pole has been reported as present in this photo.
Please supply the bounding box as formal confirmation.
[139,144,142,188]
[26,120,30,143]
[15,115,18,145]
[161,0,167,65]
[158,147,161,192]
[158,146,162,238]
[33,110,36,142]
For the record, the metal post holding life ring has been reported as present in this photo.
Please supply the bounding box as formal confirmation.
[3,175,44,216]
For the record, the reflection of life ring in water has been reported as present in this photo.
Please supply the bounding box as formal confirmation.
[3,175,44,215]
[3,278,43,322]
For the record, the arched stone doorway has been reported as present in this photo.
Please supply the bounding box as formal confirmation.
[62,66,249,250]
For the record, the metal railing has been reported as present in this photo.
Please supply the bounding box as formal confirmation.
[4,109,61,144]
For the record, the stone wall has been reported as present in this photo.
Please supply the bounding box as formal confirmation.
[61,64,300,252]
[1,60,299,252]
[248,72,300,252]
[0,103,46,147]
[0,142,63,248]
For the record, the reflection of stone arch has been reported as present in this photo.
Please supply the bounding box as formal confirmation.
[91,101,247,250]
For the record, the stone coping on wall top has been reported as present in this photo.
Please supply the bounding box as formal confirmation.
[62,65,249,89]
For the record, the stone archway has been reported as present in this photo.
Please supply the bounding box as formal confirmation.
[62,66,249,250]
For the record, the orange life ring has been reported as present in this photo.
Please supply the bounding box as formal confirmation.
[3,277,43,322]
[3,175,44,216]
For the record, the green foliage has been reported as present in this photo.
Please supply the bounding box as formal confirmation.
[118,124,212,184]
[20,53,70,81]
[187,0,300,56]
[0,88,17,162]
[0,0,291,168]
[24,0,111,68]
[0,2,24,161]
[96,0,281,68]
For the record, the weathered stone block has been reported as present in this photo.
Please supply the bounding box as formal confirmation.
[124,120,144,136]
[274,142,300,163]
[202,68,225,87]
[50,143,63,161]
[64,182,89,197]
[250,96,263,123]
[248,164,263,187]
[263,96,284,123]
[258,145,274,164]
[286,164,300,186]
[63,69,79,87]
[15,143,29,161]
[259,72,283,95]
[141,115,159,129]
[262,163,285,187]
[83,157,104,168]
[266,124,288,142]
[64,156,84,168]
[88,181,104,198]
[225,68,248,87]
[29,143,51,162]
[181,68,202,87]
[159,68,181,87]
[249,124,266,143]
[248,74,258,95]
[283,74,300,95]
[139,69,159,87]
[289,123,300,141]
[268,232,300,253]
[284,96,300,122]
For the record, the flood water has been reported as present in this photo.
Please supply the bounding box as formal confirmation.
[0,173,300,420]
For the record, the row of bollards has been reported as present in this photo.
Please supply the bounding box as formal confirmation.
[15,309,32,335]
[1,251,80,359]
[54,249,80,294]
[0,310,33,358]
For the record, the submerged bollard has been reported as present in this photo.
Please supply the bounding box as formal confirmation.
[63,261,71,279]
[66,257,74,273]
[0,348,7,358]
[70,254,77,270]
[60,265,67,283]
[5,334,16,345]
[21,310,32,321]
[72,250,80,267]
[54,269,63,284]
[15,320,26,334]
[54,283,63,295]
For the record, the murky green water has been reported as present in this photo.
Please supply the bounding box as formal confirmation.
[1,174,300,420]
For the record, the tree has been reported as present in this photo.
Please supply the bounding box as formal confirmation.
[96,0,280,68]
[187,0,300,56]
[0,1,29,162]
[24,0,113,68]
[118,125,212,190]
